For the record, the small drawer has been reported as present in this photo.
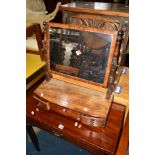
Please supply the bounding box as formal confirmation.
[50,103,81,121]
[81,114,106,127]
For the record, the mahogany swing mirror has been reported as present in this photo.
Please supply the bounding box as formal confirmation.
[44,23,118,88]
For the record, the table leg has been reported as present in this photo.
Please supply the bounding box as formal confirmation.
[26,124,40,151]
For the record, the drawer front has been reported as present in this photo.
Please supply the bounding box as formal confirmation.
[81,114,106,127]
[34,95,105,127]
[49,102,81,121]
[34,95,81,121]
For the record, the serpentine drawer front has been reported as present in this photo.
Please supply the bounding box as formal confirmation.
[33,78,113,127]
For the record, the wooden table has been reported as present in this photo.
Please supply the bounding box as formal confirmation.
[60,2,129,18]
[113,67,129,122]
[26,79,126,155]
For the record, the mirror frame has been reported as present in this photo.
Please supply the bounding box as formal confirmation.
[44,22,118,88]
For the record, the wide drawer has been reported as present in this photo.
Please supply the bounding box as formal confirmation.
[33,95,107,127]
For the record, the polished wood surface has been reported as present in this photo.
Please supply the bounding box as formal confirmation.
[33,78,112,127]
[60,2,129,17]
[113,67,128,121]
[34,78,112,117]
[116,112,129,155]
[114,67,128,105]
[27,79,125,155]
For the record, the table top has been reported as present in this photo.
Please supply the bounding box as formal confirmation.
[26,79,125,155]
[113,67,129,106]
[60,2,129,17]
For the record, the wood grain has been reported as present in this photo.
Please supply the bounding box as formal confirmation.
[27,79,125,154]
[60,1,129,67]
[60,2,129,17]
[113,67,129,122]
[45,22,118,88]
[116,112,129,155]
[113,67,129,105]
[33,78,113,127]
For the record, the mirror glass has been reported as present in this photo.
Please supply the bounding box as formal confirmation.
[49,27,112,84]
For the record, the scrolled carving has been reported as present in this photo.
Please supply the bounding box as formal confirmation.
[70,15,121,31]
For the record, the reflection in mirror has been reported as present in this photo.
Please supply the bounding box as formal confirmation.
[49,27,112,84]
